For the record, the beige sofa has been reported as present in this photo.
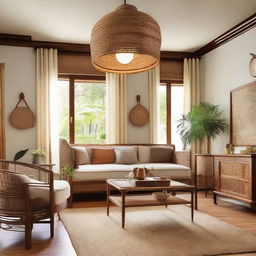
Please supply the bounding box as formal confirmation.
[59,139,191,207]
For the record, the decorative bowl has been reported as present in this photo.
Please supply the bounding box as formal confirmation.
[152,192,169,201]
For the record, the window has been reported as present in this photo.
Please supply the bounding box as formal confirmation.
[159,82,184,150]
[57,76,106,144]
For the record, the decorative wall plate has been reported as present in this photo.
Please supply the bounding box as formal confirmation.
[129,95,149,126]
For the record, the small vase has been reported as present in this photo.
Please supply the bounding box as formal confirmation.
[32,155,41,165]
[136,168,146,180]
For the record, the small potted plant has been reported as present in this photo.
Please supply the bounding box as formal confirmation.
[31,149,45,164]
[60,165,75,180]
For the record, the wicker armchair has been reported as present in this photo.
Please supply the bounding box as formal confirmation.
[0,160,55,249]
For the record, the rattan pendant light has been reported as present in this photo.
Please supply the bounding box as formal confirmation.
[90,1,161,74]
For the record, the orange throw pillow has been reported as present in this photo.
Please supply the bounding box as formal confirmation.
[91,148,116,164]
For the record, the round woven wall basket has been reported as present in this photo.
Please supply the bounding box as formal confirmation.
[9,93,35,129]
[129,96,149,126]
[10,107,35,129]
[130,105,149,126]
[90,4,161,74]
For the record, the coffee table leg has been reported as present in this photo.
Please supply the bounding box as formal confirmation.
[107,183,110,216]
[191,191,194,222]
[122,191,126,228]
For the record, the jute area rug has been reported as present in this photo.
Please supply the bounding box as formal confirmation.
[61,205,256,256]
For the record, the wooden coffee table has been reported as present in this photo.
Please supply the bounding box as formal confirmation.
[106,179,195,228]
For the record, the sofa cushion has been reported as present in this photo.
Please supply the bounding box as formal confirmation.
[91,148,116,164]
[73,146,90,165]
[151,147,173,163]
[138,146,151,163]
[73,163,191,181]
[114,146,138,164]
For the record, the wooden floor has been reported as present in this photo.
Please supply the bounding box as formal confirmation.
[1,192,256,256]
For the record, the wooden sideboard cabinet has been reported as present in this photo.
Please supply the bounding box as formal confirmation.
[213,154,256,209]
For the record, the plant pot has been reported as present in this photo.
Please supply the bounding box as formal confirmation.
[32,155,41,165]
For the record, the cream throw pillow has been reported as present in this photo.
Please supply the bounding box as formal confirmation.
[138,146,151,163]
[72,147,90,165]
[114,147,138,164]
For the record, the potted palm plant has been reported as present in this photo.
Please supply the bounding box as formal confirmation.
[177,102,228,153]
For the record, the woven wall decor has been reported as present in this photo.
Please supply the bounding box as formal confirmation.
[90,3,161,74]
[9,93,35,129]
[249,53,256,77]
[129,95,149,126]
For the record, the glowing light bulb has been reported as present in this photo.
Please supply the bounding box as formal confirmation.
[115,53,134,64]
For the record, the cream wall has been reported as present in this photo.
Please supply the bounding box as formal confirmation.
[0,45,36,162]
[201,28,256,154]
[0,44,151,161]
[127,71,150,143]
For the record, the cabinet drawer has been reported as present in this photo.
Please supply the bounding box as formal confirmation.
[220,177,250,198]
[219,161,250,181]
[215,157,252,200]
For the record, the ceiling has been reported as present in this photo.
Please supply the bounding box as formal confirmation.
[0,0,255,52]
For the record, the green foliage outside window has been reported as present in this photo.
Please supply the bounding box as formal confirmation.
[58,80,106,144]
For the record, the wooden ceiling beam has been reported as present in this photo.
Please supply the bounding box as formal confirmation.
[0,33,197,60]
[0,34,91,53]
[195,12,256,56]
[0,12,255,58]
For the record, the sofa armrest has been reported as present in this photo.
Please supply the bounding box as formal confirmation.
[173,151,191,168]
[59,138,74,170]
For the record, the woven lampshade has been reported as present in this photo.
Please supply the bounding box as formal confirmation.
[90,4,161,74]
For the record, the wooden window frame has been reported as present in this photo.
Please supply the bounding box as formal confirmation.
[160,80,183,145]
[58,75,106,144]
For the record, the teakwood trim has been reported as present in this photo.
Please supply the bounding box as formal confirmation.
[1,13,255,57]
[195,12,256,56]
[0,33,197,60]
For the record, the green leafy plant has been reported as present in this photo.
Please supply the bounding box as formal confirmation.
[31,149,45,157]
[177,102,228,153]
[13,148,29,161]
[60,165,75,180]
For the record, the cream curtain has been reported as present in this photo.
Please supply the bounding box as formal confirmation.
[36,48,59,172]
[183,58,201,171]
[148,65,160,144]
[106,73,127,144]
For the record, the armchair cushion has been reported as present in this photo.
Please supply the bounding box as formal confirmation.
[29,180,70,206]
[53,180,70,205]
[3,171,70,208]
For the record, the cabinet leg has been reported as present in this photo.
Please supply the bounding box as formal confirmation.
[122,192,125,228]
[213,193,217,205]
[107,183,110,216]
[191,191,194,222]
